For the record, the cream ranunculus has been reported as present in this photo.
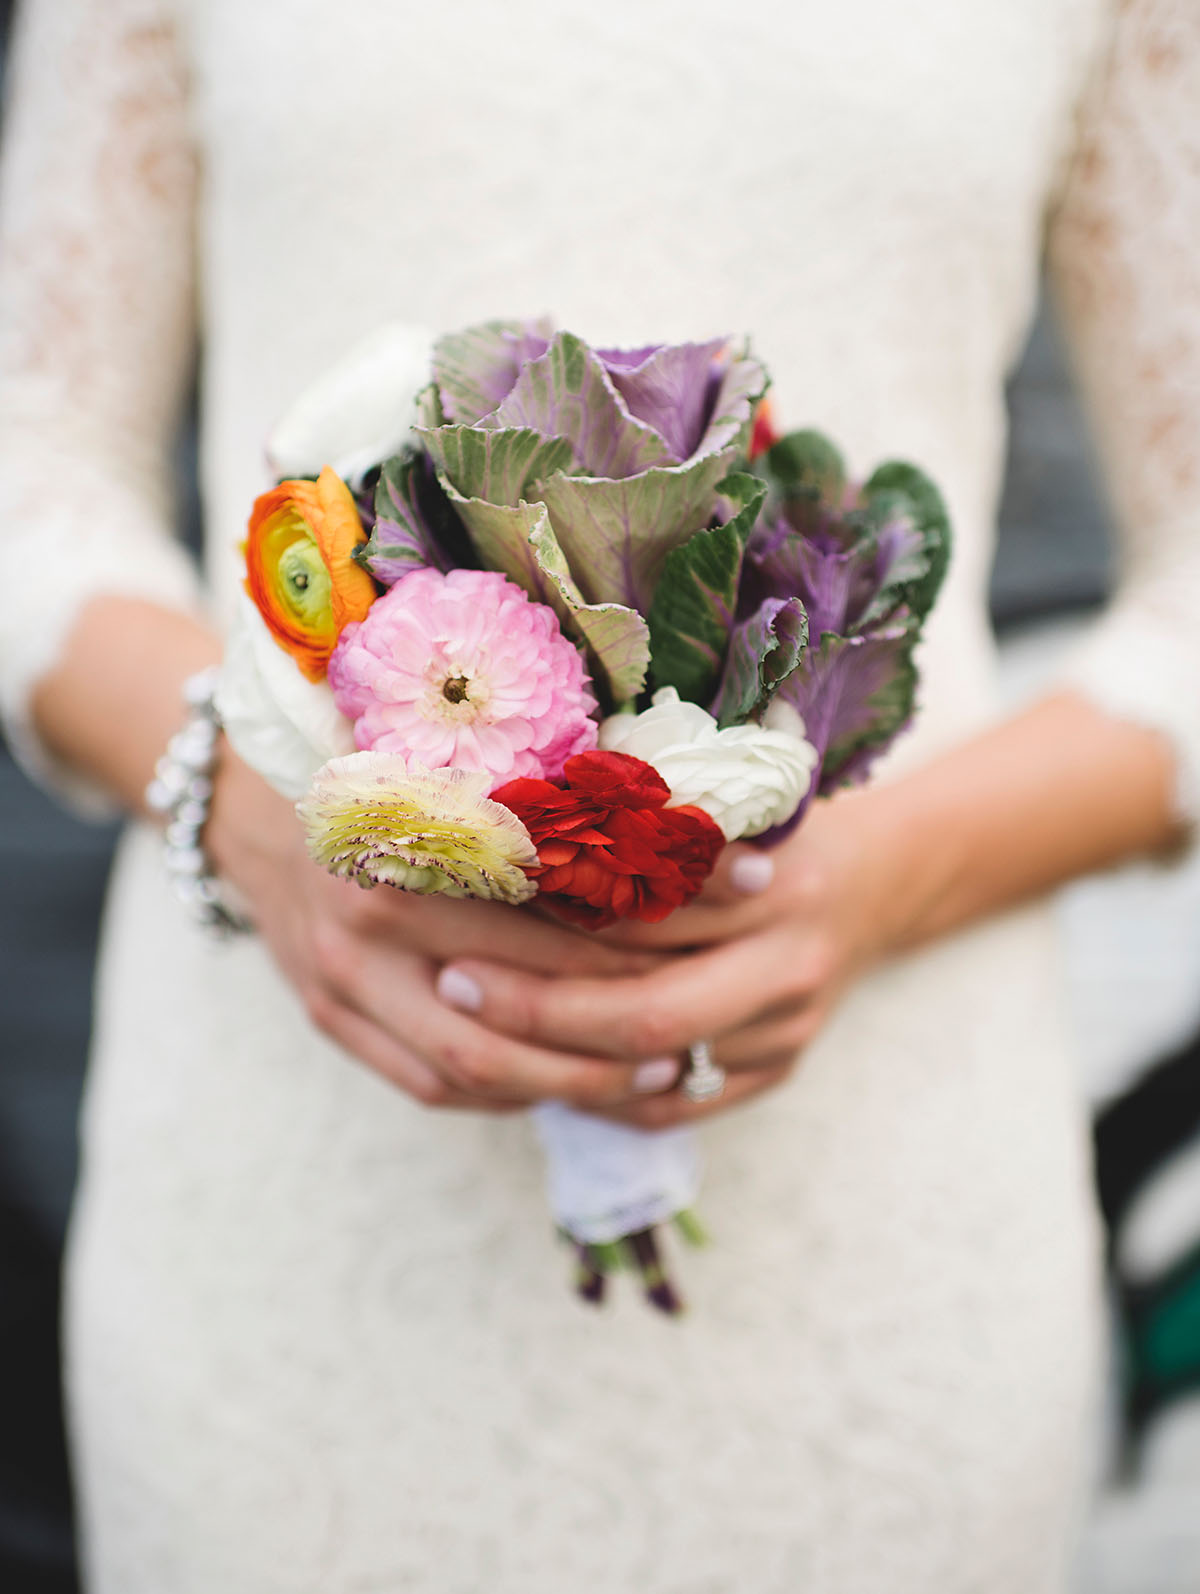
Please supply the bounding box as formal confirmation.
[298,753,538,903]
[216,594,357,800]
[266,322,434,489]
[598,687,818,840]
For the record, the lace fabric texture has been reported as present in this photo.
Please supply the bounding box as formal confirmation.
[2,1,1200,1591]
[1049,0,1200,825]
[0,0,200,812]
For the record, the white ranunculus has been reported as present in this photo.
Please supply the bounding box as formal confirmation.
[266,322,434,488]
[599,686,818,840]
[216,595,356,800]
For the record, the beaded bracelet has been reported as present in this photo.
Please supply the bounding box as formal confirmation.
[145,665,251,936]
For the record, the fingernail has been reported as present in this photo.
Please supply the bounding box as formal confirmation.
[633,1057,680,1094]
[437,966,483,1013]
[730,851,775,894]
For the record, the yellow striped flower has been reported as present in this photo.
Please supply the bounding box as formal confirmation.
[298,752,538,903]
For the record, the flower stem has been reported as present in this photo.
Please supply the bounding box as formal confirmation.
[624,1228,684,1316]
[673,1208,709,1249]
[563,1227,688,1314]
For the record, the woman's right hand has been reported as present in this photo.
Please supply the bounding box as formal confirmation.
[206,747,680,1113]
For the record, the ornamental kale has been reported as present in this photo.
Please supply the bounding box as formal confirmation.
[357,320,950,810]
[365,319,766,709]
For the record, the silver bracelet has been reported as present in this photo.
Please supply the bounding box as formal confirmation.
[145,665,251,936]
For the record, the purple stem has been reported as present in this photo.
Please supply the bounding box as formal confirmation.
[625,1228,684,1316]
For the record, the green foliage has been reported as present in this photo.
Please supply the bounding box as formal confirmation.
[861,461,952,622]
[418,425,573,509]
[762,428,846,503]
[646,473,765,704]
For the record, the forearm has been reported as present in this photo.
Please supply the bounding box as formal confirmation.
[29,594,222,817]
[868,690,1182,956]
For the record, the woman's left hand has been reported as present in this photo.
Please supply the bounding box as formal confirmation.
[436,785,913,1127]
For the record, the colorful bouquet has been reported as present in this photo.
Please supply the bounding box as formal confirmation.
[218,319,950,1311]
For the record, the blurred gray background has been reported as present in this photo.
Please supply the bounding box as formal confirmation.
[3,2,1199,1590]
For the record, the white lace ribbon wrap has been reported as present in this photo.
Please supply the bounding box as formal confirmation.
[533,1101,701,1246]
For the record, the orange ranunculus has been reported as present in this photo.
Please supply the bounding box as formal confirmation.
[244,465,376,681]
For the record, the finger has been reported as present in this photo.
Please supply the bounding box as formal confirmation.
[705,1006,822,1070]
[344,949,683,1107]
[470,902,664,975]
[440,932,794,1061]
[591,845,778,951]
[328,876,661,977]
[308,990,516,1112]
[437,956,812,1075]
[698,843,777,905]
[594,1058,796,1131]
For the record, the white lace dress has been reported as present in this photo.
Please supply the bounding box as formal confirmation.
[2,2,1200,1590]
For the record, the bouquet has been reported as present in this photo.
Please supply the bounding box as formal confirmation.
[218,319,950,1312]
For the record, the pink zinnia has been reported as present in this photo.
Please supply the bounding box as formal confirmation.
[328,567,598,785]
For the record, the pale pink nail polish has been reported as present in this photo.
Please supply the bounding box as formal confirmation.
[633,1058,680,1093]
[730,851,775,894]
[437,966,483,1013]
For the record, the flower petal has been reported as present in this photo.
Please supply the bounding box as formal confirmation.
[299,752,538,903]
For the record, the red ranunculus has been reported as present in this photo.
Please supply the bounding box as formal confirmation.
[492,750,724,929]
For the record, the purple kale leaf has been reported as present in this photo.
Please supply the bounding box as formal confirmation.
[356,448,478,584]
[420,321,767,614]
[713,430,951,811]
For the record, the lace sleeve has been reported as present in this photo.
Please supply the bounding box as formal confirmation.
[0,0,201,814]
[1048,0,1200,829]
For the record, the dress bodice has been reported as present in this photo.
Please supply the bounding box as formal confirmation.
[1,0,1199,813]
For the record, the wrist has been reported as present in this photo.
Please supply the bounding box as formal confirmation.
[828,776,964,962]
[31,598,222,815]
[206,743,298,897]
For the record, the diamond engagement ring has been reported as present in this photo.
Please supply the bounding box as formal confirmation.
[681,1040,727,1103]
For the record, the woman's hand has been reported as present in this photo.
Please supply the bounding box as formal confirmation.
[206,747,683,1114]
[432,690,1185,1128]
[435,785,910,1127]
